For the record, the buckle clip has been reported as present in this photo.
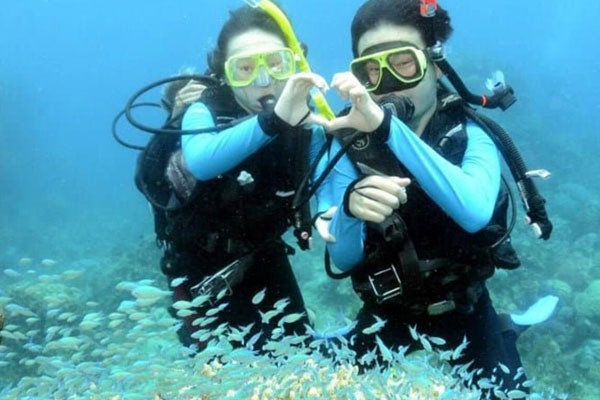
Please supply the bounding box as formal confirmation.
[367,265,403,303]
[190,259,242,301]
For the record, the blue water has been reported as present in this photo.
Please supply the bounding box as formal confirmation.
[1,0,598,258]
[1,0,599,397]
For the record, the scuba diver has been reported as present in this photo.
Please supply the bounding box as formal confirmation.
[120,4,331,353]
[313,0,553,396]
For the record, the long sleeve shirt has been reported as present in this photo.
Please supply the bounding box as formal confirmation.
[325,115,501,272]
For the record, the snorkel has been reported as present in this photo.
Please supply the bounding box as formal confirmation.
[244,0,335,121]
[244,0,336,250]
[418,0,553,240]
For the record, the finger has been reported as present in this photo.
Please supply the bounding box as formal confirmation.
[389,176,412,187]
[188,86,206,94]
[355,183,402,207]
[349,85,369,103]
[360,176,409,198]
[330,72,356,88]
[398,186,408,204]
[181,92,199,101]
[291,72,329,92]
[349,205,386,223]
[331,77,359,100]
[315,218,336,243]
[351,187,395,212]
[322,114,352,133]
[357,196,396,218]
[304,113,331,127]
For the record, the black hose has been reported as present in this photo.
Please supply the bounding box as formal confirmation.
[464,107,552,240]
[292,129,363,211]
[112,102,161,150]
[437,59,516,110]
[122,74,250,136]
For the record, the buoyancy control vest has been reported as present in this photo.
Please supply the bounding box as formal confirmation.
[134,84,312,277]
[340,90,519,314]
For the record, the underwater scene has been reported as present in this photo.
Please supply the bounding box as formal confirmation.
[1,0,599,398]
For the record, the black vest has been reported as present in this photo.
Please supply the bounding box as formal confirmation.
[341,92,518,313]
[135,85,310,274]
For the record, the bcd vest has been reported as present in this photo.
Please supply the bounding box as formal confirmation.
[340,91,520,315]
[134,85,311,277]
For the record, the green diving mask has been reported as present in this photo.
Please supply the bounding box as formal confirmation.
[351,41,428,95]
[224,48,296,87]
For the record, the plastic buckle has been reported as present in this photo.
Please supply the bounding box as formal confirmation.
[426,300,456,316]
[367,265,403,303]
[191,264,236,300]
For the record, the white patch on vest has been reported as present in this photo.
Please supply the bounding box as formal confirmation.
[237,170,254,186]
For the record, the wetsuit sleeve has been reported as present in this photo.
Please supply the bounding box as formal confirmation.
[181,102,273,181]
[383,118,501,232]
[326,119,501,272]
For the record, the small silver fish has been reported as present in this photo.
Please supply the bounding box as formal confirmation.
[408,324,419,341]
[273,297,291,312]
[279,312,306,325]
[362,314,386,335]
[419,334,433,352]
[506,389,528,399]
[374,334,394,362]
[170,276,188,288]
[452,335,470,360]
[251,288,267,305]
[259,309,282,324]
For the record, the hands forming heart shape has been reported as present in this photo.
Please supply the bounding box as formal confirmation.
[274,72,385,134]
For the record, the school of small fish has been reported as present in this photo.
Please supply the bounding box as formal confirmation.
[0,257,566,399]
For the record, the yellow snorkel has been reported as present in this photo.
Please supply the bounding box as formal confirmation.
[244,0,335,120]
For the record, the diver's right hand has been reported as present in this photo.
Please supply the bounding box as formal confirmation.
[347,175,410,223]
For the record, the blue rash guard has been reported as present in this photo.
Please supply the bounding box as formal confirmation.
[325,115,501,272]
[181,102,329,209]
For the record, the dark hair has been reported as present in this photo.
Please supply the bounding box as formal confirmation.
[351,0,453,57]
[207,6,288,79]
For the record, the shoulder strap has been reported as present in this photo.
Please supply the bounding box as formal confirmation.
[291,127,313,250]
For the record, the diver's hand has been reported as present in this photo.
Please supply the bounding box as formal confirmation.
[348,175,410,223]
[325,72,384,133]
[315,206,338,243]
[275,72,330,127]
[172,80,206,117]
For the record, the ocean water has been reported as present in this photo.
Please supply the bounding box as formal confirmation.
[1,0,599,398]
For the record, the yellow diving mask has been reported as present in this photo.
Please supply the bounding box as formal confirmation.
[224,48,297,87]
[350,41,428,94]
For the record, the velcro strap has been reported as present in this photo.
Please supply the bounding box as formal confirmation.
[398,240,422,298]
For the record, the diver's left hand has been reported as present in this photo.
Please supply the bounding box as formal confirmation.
[172,80,206,118]
[275,72,330,127]
[314,206,338,243]
[324,72,384,133]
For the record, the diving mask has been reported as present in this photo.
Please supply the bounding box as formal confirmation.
[351,41,428,94]
[224,48,296,87]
